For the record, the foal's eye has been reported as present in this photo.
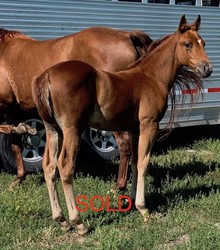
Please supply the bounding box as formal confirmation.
[184,42,192,49]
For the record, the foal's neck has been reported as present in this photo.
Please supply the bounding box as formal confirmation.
[141,33,181,94]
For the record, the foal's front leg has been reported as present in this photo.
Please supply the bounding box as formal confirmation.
[132,123,158,221]
[129,133,139,202]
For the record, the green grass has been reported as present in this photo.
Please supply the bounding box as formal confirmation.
[1,138,220,249]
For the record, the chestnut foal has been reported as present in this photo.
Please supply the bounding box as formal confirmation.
[32,15,212,234]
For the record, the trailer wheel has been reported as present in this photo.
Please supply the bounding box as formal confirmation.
[82,127,119,160]
[0,119,45,174]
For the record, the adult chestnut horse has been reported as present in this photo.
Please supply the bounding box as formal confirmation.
[0,26,152,188]
[32,15,212,235]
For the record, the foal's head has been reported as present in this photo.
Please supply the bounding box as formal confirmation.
[176,15,212,78]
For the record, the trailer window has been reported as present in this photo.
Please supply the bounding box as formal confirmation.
[116,0,219,5]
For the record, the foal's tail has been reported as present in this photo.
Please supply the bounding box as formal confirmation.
[32,72,57,126]
[130,30,153,57]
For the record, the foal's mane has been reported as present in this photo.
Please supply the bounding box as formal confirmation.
[0,28,27,42]
[147,33,172,53]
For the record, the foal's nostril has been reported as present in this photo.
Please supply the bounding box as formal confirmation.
[208,67,212,76]
[204,65,210,72]
[202,63,212,77]
[205,65,212,77]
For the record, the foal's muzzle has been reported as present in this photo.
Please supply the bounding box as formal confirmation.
[197,61,212,78]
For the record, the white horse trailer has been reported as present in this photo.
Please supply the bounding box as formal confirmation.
[0,0,219,172]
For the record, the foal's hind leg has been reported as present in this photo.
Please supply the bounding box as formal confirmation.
[114,131,130,190]
[43,124,72,232]
[58,128,88,236]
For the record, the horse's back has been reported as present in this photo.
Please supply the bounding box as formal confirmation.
[49,60,96,87]
[68,26,151,71]
[33,60,97,127]
[0,26,151,111]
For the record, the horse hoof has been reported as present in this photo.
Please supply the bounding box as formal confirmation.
[8,177,25,190]
[137,207,150,222]
[60,221,72,232]
[143,215,150,223]
[77,223,89,236]
[78,227,89,236]
[142,210,151,223]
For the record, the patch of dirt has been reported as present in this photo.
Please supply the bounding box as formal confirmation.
[157,234,190,249]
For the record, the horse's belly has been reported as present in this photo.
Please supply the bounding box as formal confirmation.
[88,105,134,131]
[13,84,35,110]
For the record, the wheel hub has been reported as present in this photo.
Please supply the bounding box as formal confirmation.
[26,134,41,147]
[99,130,112,140]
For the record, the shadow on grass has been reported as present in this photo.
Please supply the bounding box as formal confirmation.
[3,124,220,222]
[149,160,217,187]
[75,140,119,182]
[146,125,220,211]
[76,124,220,181]
[146,183,220,213]
[153,124,220,154]
[75,125,220,216]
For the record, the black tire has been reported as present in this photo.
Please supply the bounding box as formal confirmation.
[0,119,46,174]
[82,127,119,161]
[0,133,18,174]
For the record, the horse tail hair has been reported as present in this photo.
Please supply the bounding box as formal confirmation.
[130,30,153,57]
[32,71,57,126]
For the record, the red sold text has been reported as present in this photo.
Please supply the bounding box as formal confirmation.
[76,195,132,212]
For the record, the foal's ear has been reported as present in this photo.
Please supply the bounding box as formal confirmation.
[192,15,201,31]
[178,15,188,33]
